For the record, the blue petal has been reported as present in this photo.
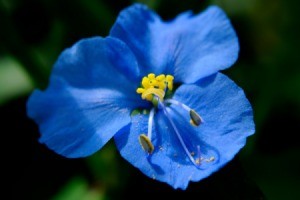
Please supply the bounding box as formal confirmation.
[173,73,255,146]
[110,4,239,83]
[114,73,254,189]
[114,112,200,189]
[27,37,148,158]
[52,36,141,87]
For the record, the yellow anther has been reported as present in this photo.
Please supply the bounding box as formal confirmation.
[166,75,174,82]
[136,88,145,94]
[142,77,150,88]
[166,75,174,91]
[167,82,173,91]
[148,73,155,79]
[156,74,165,81]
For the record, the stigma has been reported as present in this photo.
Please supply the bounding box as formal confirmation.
[135,73,213,168]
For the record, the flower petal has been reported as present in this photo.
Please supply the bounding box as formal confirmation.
[52,36,141,88]
[114,112,200,189]
[110,4,239,83]
[114,73,254,189]
[173,73,255,145]
[27,37,148,158]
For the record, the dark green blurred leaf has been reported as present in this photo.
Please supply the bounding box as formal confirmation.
[52,177,105,200]
[0,56,33,104]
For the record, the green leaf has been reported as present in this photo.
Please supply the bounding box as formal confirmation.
[0,56,33,105]
[51,177,105,200]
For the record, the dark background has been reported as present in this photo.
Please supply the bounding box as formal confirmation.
[1,0,300,199]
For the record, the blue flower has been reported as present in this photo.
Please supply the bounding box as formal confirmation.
[27,4,255,189]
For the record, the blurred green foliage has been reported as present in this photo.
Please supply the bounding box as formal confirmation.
[1,0,300,199]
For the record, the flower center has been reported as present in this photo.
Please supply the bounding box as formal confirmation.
[136,73,214,168]
[136,73,174,102]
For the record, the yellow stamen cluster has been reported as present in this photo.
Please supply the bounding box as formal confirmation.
[136,73,174,101]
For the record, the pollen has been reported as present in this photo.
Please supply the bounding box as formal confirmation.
[136,73,174,102]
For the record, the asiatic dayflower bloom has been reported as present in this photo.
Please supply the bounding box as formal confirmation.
[27,4,255,189]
